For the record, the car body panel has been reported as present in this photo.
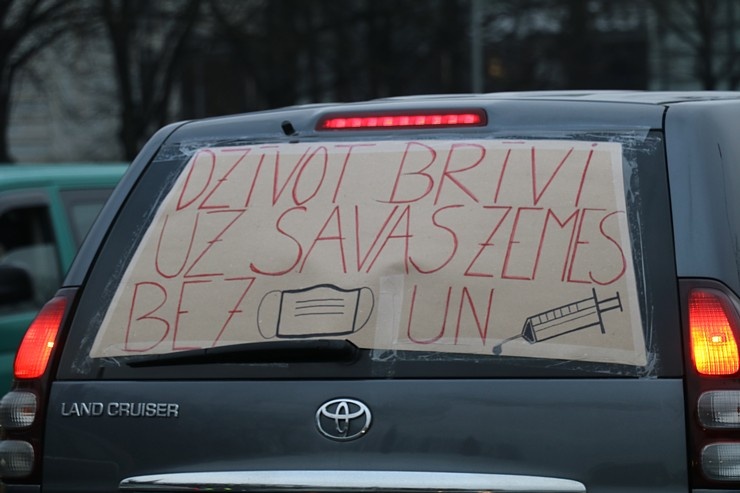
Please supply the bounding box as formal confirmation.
[43,379,688,493]
[664,101,740,292]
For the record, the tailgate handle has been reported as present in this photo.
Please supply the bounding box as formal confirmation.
[119,470,586,493]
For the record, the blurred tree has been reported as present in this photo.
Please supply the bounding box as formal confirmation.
[206,0,300,110]
[560,0,594,88]
[202,0,471,114]
[650,0,740,89]
[478,0,648,91]
[100,0,201,160]
[0,0,85,163]
[558,0,648,89]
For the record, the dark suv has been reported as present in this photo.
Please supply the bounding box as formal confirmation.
[2,91,739,493]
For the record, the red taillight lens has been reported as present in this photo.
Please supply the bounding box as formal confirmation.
[14,296,67,379]
[689,289,740,376]
[317,110,486,130]
[683,282,740,488]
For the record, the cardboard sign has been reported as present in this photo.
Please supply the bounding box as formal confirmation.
[90,140,647,365]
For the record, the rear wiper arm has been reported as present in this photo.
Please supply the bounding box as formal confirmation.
[125,339,360,367]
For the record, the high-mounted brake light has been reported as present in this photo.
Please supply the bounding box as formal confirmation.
[14,296,67,379]
[689,289,740,376]
[317,110,486,130]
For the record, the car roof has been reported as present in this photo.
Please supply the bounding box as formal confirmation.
[377,90,740,105]
[168,90,740,144]
[0,163,128,191]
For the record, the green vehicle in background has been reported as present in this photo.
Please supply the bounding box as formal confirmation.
[0,164,126,394]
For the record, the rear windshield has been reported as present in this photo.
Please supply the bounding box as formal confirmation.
[59,129,680,379]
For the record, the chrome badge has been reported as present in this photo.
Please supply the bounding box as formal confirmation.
[316,398,372,441]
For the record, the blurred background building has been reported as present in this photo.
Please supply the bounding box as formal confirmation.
[4,0,739,163]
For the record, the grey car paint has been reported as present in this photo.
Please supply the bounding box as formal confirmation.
[44,379,687,493]
[665,100,740,291]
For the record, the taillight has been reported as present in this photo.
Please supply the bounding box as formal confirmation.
[698,391,740,428]
[14,296,66,379]
[702,443,740,481]
[0,440,35,478]
[317,110,486,130]
[689,289,740,375]
[0,391,37,429]
[0,289,75,484]
[683,280,740,488]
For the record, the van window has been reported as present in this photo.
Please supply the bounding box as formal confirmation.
[59,130,680,379]
[0,204,59,313]
[59,189,117,246]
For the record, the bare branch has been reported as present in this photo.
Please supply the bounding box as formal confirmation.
[649,0,701,48]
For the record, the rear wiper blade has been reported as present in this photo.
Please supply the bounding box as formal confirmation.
[125,339,360,367]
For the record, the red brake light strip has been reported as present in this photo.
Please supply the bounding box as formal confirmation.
[317,111,486,130]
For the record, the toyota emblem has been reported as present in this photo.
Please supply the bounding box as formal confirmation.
[316,398,372,441]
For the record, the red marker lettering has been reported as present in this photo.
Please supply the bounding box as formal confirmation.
[354,205,399,272]
[212,277,257,346]
[454,287,495,345]
[493,148,512,204]
[407,285,452,344]
[464,206,512,277]
[300,206,347,273]
[574,145,596,207]
[199,148,252,210]
[566,208,606,284]
[501,207,543,281]
[365,205,412,274]
[533,208,579,281]
[434,143,485,205]
[589,211,627,285]
[155,213,199,279]
[332,144,376,203]
[172,280,211,351]
[271,146,314,206]
[531,146,574,206]
[250,206,306,276]
[176,150,215,211]
[387,141,436,204]
[184,209,246,278]
[292,146,328,206]
[410,204,462,274]
[124,282,169,352]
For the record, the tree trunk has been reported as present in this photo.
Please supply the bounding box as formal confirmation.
[562,0,593,89]
[0,72,14,163]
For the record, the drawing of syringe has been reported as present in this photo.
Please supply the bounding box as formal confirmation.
[493,288,623,355]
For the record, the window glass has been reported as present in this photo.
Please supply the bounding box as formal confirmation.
[60,189,115,246]
[61,130,680,379]
[0,205,60,314]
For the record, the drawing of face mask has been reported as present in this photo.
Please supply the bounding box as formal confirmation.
[258,284,375,339]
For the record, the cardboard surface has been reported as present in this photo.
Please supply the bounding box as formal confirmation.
[90,140,646,365]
